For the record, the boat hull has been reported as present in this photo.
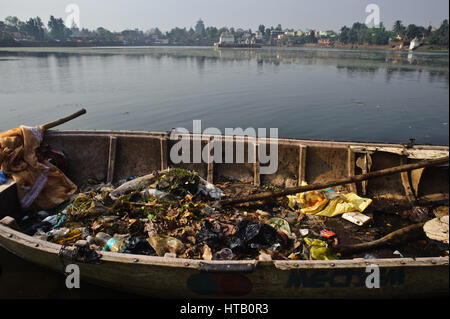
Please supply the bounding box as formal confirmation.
[0,224,448,298]
[0,130,448,298]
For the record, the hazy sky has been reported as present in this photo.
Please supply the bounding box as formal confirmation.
[1,0,449,32]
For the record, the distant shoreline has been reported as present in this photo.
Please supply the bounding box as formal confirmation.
[0,44,448,54]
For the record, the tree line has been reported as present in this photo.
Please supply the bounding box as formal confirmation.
[0,15,448,48]
[338,20,449,46]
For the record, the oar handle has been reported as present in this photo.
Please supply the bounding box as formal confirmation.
[41,108,87,131]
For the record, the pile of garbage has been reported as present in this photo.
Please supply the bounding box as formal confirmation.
[14,168,449,261]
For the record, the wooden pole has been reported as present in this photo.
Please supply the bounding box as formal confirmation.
[218,156,449,206]
[336,223,425,254]
[41,108,87,131]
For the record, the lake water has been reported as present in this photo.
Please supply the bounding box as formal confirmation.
[0,46,448,298]
[0,47,448,145]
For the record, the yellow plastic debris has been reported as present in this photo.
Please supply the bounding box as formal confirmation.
[286,181,372,218]
[304,238,339,260]
[288,181,329,213]
[315,193,372,217]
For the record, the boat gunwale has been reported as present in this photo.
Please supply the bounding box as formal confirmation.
[45,130,449,150]
[1,223,448,270]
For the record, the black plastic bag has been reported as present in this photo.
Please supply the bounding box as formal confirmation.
[229,220,284,253]
[196,220,225,250]
[125,236,156,256]
[23,221,53,236]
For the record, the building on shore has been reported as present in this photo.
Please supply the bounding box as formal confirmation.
[409,37,421,50]
[255,30,263,40]
[219,31,235,44]
[195,19,205,34]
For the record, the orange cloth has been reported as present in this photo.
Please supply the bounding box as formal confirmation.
[0,125,77,210]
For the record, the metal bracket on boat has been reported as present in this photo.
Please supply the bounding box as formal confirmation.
[198,262,255,273]
[58,241,103,264]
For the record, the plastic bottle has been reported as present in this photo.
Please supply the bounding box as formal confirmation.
[0,170,7,185]
[53,229,82,245]
[141,188,169,199]
[104,238,127,252]
[324,188,339,200]
[94,232,112,246]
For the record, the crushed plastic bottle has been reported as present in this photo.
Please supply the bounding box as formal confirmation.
[267,217,292,236]
[324,188,339,200]
[141,188,170,199]
[104,237,128,252]
[0,170,7,185]
[94,232,112,246]
[197,178,224,200]
[53,228,83,245]
[48,227,70,239]
[42,215,59,226]
[146,235,184,256]
[212,248,235,260]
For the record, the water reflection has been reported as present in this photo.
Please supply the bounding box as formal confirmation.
[1,48,448,84]
[0,47,448,145]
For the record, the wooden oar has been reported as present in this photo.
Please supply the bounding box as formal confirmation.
[218,156,449,206]
[41,108,87,131]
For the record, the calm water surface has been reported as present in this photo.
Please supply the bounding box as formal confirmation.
[0,47,448,298]
[0,47,448,144]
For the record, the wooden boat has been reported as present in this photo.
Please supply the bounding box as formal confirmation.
[0,129,448,298]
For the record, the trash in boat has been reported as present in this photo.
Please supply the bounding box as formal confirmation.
[147,235,185,256]
[141,189,170,199]
[299,229,309,236]
[393,250,404,258]
[202,244,213,260]
[304,238,340,260]
[104,237,127,252]
[0,170,7,185]
[36,211,49,219]
[423,216,449,245]
[125,236,155,255]
[287,183,372,217]
[23,220,54,236]
[229,220,286,253]
[320,229,336,239]
[212,248,235,260]
[196,219,225,250]
[411,207,431,223]
[94,232,112,246]
[267,217,292,237]
[433,206,449,219]
[287,183,329,213]
[7,164,449,261]
[342,212,371,226]
[197,177,224,200]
